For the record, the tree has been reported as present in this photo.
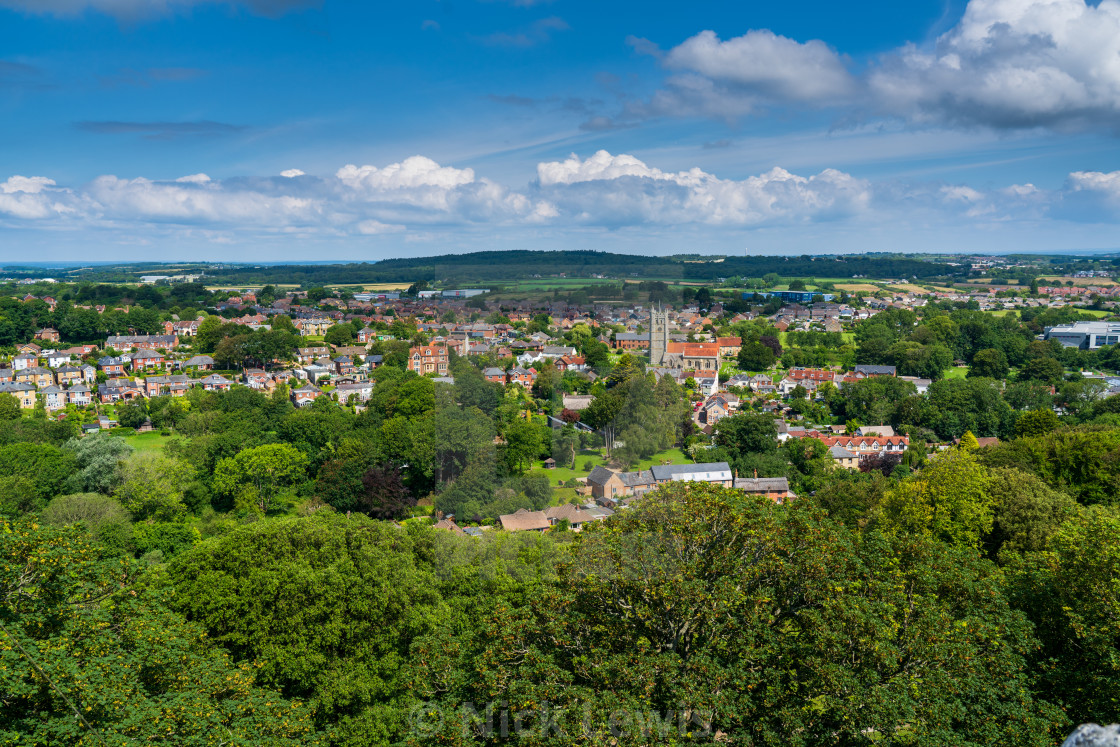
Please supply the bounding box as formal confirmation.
[1015,408,1061,437]
[195,314,225,353]
[358,464,415,520]
[877,449,994,548]
[271,313,296,333]
[1019,356,1065,385]
[501,417,547,473]
[40,492,130,540]
[737,341,775,371]
[168,514,444,744]
[984,467,1078,560]
[116,398,149,429]
[970,348,1010,379]
[413,483,1064,745]
[0,517,319,745]
[0,392,20,420]
[114,453,194,522]
[61,434,133,494]
[213,443,308,514]
[324,323,355,347]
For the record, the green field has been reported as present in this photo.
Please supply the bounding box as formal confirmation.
[944,366,969,380]
[116,430,183,454]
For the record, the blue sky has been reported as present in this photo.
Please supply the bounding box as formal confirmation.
[2,0,1120,262]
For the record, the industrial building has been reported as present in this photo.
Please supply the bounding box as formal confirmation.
[1043,321,1120,349]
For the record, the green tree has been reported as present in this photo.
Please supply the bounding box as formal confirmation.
[0,517,319,745]
[324,323,355,347]
[877,449,994,548]
[970,348,1010,379]
[213,443,309,514]
[0,392,20,420]
[61,434,134,494]
[168,514,445,745]
[40,492,130,540]
[737,340,776,371]
[1019,356,1065,385]
[501,417,547,473]
[984,467,1079,560]
[1015,408,1061,437]
[113,453,194,522]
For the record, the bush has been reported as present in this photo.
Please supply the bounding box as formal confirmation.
[110,426,136,437]
[582,459,594,472]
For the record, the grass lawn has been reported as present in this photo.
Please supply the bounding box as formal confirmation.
[116,430,184,454]
[1080,309,1114,318]
[988,310,1019,318]
[943,366,969,380]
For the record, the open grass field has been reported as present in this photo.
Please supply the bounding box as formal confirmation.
[835,283,882,293]
[116,431,184,454]
[1080,309,1114,318]
[205,284,299,291]
[325,282,413,291]
[1039,276,1118,286]
[887,283,938,294]
[944,366,969,380]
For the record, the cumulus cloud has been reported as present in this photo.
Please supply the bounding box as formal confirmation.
[536,150,871,225]
[869,0,1120,129]
[637,0,1120,133]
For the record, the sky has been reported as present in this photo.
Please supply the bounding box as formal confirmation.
[2,0,1120,262]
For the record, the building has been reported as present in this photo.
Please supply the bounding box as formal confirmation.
[39,385,65,411]
[105,335,178,350]
[853,364,897,377]
[614,332,650,350]
[0,382,36,408]
[650,462,733,487]
[66,383,92,407]
[733,475,794,502]
[586,466,657,501]
[649,304,669,366]
[408,343,450,375]
[498,508,551,532]
[1044,321,1120,350]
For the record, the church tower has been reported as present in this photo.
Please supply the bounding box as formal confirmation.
[649,303,668,366]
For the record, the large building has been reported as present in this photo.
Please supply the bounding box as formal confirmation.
[649,304,669,365]
[1044,321,1120,350]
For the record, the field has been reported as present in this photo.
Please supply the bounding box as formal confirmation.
[1038,276,1118,286]
[944,366,969,380]
[117,431,183,454]
[205,284,299,291]
[325,282,413,291]
[834,283,882,293]
[887,283,937,294]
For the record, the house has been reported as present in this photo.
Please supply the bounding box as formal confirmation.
[34,328,60,343]
[130,349,167,371]
[66,383,93,407]
[105,335,178,350]
[812,434,910,455]
[244,369,274,390]
[544,503,596,531]
[483,367,507,384]
[699,395,732,425]
[586,466,657,501]
[44,350,71,369]
[98,356,130,376]
[297,346,331,365]
[432,517,468,536]
[853,364,896,377]
[291,383,322,407]
[0,382,36,408]
[98,380,144,403]
[507,367,536,387]
[142,375,191,398]
[561,394,594,411]
[335,381,374,403]
[332,356,356,376]
[857,425,895,438]
[650,462,733,487]
[829,445,860,469]
[39,385,65,411]
[498,508,551,532]
[11,354,36,371]
[200,374,232,391]
[0,369,12,383]
[164,319,201,336]
[408,343,450,375]
[357,327,377,343]
[17,367,55,388]
[16,343,41,356]
[614,332,649,350]
[182,355,214,371]
[733,475,794,502]
[716,336,742,357]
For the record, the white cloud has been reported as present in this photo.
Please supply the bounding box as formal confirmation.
[1068,170,1120,200]
[337,156,475,191]
[536,150,871,225]
[280,169,305,178]
[664,29,855,103]
[636,0,1120,132]
[1,175,55,194]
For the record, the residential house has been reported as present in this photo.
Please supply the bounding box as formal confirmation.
[335,380,374,403]
[0,369,12,383]
[498,508,551,532]
[544,503,596,531]
[650,462,733,487]
[332,356,356,376]
[716,336,742,357]
[130,349,167,371]
[98,379,143,403]
[297,347,331,365]
[200,374,232,392]
[614,332,649,350]
[44,350,71,369]
[828,445,860,470]
[66,383,92,407]
[508,366,536,387]
[17,367,55,388]
[291,383,322,407]
[483,367,507,384]
[561,394,594,411]
[853,364,897,377]
[16,343,41,356]
[98,356,130,376]
[733,475,794,502]
[408,343,450,375]
[182,355,214,371]
[11,354,36,371]
[164,319,201,336]
[812,434,910,455]
[39,385,65,411]
[0,382,36,408]
[586,466,657,501]
[244,369,274,390]
[142,375,191,398]
[105,335,178,350]
[34,328,60,343]
[357,327,377,344]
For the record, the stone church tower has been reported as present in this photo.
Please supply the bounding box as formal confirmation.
[649,303,669,366]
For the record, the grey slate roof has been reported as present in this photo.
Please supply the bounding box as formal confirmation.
[650,462,732,482]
